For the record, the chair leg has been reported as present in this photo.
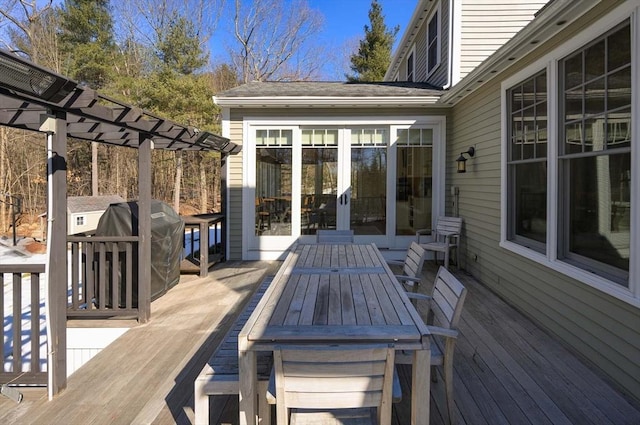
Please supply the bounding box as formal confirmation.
[444,249,450,270]
[444,357,455,425]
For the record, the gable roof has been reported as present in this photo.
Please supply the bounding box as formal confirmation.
[67,195,125,214]
[214,81,443,108]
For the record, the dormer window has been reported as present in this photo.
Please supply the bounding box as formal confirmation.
[427,4,441,74]
[407,47,415,82]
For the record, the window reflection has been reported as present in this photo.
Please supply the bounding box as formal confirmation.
[255,129,292,236]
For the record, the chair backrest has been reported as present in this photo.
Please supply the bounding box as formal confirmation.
[434,216,463,243]
[273,344,395,425]
[430,266,467,329]
[401,241,427,280]
[316,229,354,244]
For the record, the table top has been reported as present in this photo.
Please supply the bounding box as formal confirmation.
[240,243,430,349]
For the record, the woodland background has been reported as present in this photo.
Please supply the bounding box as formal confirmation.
[0,0,396,238]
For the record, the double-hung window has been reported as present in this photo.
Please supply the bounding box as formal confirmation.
[503,15,634,295]
[427,4,440,74]
[407,49,415,82]
[558,22,631,285]
[507,71,547,252]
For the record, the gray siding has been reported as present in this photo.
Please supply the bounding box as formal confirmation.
[228,113,244,260]
[400,0,450,87]
[449,5,640,401]
[459,0,547,79]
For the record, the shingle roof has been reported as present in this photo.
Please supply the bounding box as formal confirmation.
[216,81,443,98]
[67,195,125,214]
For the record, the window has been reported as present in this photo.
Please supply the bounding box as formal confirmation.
[507,70,547,252]
[395,128,433,235]
[75,216,85,226]
[502,16,634,294]
[558,22,631,285]
[350,128,388,235]
[427,6,440,74]
[407,49,415,82]
[255,129,292,236]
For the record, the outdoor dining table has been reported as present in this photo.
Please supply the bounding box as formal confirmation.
[238,243,432,425]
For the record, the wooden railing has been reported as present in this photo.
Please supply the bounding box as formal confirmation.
[0,264,48,385]
[67,235,139,319]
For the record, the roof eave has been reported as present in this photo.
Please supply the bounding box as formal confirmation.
[384,0,431,81]
[438,0,602,105]
[214,96,442,108]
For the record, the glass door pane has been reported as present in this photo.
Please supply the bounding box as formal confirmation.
[395,128,433,235]
[300,129,339,235]
[255,129,292,236]
[350,128,387,236]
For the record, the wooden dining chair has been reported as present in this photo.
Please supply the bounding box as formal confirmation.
[416,216,463,270]
[386,241,427,294]
[396,266,467,425]
[316,229,354,244]
[267,344,397,425]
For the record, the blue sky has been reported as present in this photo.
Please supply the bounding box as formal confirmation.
[308,0,415,50]
[208,0,416,79]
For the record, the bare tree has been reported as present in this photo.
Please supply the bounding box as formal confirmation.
[231,0,324,82]
[113,0,223,57]
[0,0,63,70]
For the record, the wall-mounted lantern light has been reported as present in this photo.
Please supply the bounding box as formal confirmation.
[456,147,475,173]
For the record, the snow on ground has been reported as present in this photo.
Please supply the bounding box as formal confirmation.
[1,241,48,374]
[1,227,220,375]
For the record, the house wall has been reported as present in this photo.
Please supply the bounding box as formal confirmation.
[449,2,640,401]
[67,328,129,376]
[458,1,548,79]
[392,0,546,87]
[226,106,450,260]
[68,211,105,235]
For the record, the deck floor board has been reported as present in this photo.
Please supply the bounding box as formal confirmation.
[1,261,638,425]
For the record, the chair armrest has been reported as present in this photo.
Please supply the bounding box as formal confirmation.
[386,260,403,267]
[437,230,459,237]
[395,275,421,283]
[427,325,459,339]
[406,292,432,302]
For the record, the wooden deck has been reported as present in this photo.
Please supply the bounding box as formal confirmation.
[1,261,639,425]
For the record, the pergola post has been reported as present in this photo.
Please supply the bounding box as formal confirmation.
[220,153,228,261]
[45,110,68,397]
[137,135,152,323]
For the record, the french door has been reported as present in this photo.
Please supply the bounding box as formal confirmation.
[248,122,441,255]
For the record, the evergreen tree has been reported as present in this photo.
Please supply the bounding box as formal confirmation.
[58,0,116,88]
[156,12,208,75]
[347,0,398,82]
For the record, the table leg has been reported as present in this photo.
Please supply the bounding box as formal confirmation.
[238,338,257,425]
[199,222,208,277]
[412,348,430,425]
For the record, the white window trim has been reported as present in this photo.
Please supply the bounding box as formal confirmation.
[500,3,640,308]
[407,44,416,82]
[242,116,447,260]
[426,1,442,77]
